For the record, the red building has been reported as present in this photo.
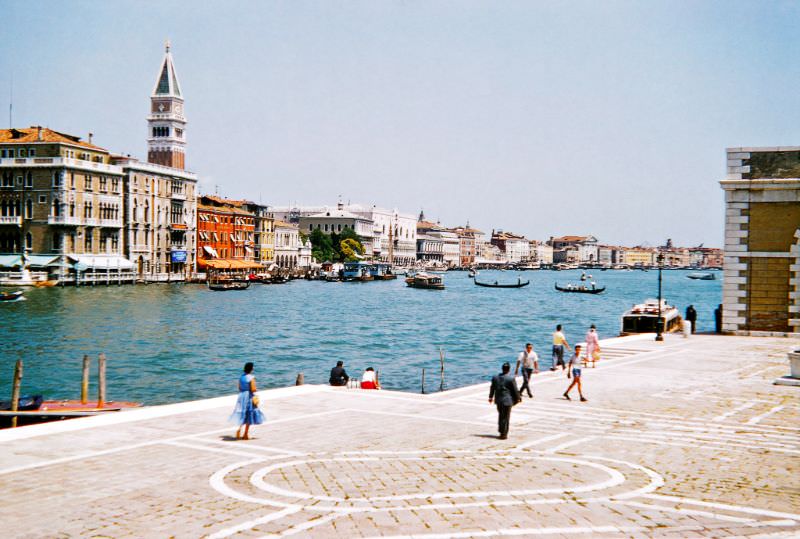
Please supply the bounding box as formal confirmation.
[196,195,258,273]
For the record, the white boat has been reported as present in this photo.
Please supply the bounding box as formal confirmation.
[620,298,682,336]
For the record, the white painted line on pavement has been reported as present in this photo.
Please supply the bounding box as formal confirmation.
[164,440,294,460]
[207,506,303,539]
[643,493,800,520]
[357,525,648,538]
[543,436,596,454]
[615,500,755,523]
[713,401,758,422]
[747,405,786,425]
[513,433,570,450]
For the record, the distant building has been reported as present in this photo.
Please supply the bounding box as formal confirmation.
[299,207,374,254]
[242,201,274,267]
[0,127,131,280]
[720,146,800,334]
[274,219,310,268]
[271,202,417,265]
[452,224,483,267]
[490,229,529,263]
[529,240,553,266]
[196,195,259,273]
[548,235,599,263]
[623,247,655,267]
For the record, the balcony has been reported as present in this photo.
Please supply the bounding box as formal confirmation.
[170,191,186,200]
[99,218,123,228]
[48,215,82,226]
[129,244,149,253]
[169,222,188,231]
[0,215,22,225]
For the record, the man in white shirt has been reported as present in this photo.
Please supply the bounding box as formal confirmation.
[515,343,538,398]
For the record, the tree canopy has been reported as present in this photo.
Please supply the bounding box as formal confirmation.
[308,227,365,262]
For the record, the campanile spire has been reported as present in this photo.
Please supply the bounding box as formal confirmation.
[147,40,186,169]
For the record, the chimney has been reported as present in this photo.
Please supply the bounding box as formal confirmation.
[88,132,93,144]
[36,126,42,141]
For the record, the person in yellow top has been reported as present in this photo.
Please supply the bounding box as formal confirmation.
[550,324,571,371]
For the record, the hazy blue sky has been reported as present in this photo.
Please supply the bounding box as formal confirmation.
[2,1,798,247]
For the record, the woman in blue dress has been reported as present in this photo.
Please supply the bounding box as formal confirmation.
[230,362,264,440]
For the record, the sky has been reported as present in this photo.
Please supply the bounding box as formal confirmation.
[2,1,798,248]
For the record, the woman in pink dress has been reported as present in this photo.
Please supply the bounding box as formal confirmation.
[585,325,600,367]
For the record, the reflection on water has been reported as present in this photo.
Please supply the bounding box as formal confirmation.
[0,269,720,404]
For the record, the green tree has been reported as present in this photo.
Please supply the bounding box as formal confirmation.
[340,238,365,261]
[309,228,335,262]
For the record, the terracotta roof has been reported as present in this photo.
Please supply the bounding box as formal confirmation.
[200,194,248,207]
[198,203,253,216]
[417,220,442,230]
[552,235,590,242]
[0,127,107,151]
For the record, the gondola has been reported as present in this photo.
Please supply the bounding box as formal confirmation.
[554,283,605,294]
[207,279,251,291]
[474,279,530,288]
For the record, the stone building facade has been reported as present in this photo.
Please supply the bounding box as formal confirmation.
[720,146,800,335]
[0,127,128,277]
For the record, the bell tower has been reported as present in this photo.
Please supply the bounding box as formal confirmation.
[147,40,186,170]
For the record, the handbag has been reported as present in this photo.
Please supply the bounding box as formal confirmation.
[251,395,260,407]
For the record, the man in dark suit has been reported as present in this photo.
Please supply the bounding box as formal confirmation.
[489,362,521,440]
[329,361,349,386]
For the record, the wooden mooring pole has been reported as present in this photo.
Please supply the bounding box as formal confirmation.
[421,368,426,394]
[97,353,107,408]
[439,347,445,392]
[10,360,23,428]
[81,354,90,404]
[295,373,304,386]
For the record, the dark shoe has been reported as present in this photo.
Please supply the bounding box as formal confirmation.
[550,367,555,371]
[563,393,571,400]
[580,397,588,402]
[527,393,533,398]
[498,434,508,440]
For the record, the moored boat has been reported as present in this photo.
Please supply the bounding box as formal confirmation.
[620,298,682,335]
[407,272,445,290]
[207,278,251,291]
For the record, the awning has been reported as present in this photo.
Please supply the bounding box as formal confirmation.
[28,255,61,267]
[203,245,219,258]
[72,255,135,271]
[198,258,263,270]
[0,254,22,268]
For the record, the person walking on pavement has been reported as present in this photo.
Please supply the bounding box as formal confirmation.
[489,362,521,439]
[550,324,571,371]
[585,325,600,367]
[515,343,538,398]
[563,345,588,402]
[685,305,697,333]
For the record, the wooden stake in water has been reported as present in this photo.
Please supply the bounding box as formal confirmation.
[10,359,22,428]
[97,353,106,409]
[81,354,90,404]
[295,373,304,386]
[421,368,426,394]
[439,348,445,392]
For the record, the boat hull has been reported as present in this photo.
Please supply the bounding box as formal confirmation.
[474,280,530,288]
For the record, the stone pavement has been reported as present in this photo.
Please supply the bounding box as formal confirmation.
[0,333,798,538]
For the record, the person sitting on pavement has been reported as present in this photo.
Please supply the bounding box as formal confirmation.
[329,360,349,386]
[360,367,381,390]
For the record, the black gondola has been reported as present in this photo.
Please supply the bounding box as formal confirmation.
[474,279,530,288]
[554,283,605,294]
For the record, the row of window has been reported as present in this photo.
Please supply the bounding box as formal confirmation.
[1,148,36,158]
[307,223,356,233]
[198,213,253,225]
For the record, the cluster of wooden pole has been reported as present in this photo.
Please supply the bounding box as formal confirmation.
[8,353,108,428]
